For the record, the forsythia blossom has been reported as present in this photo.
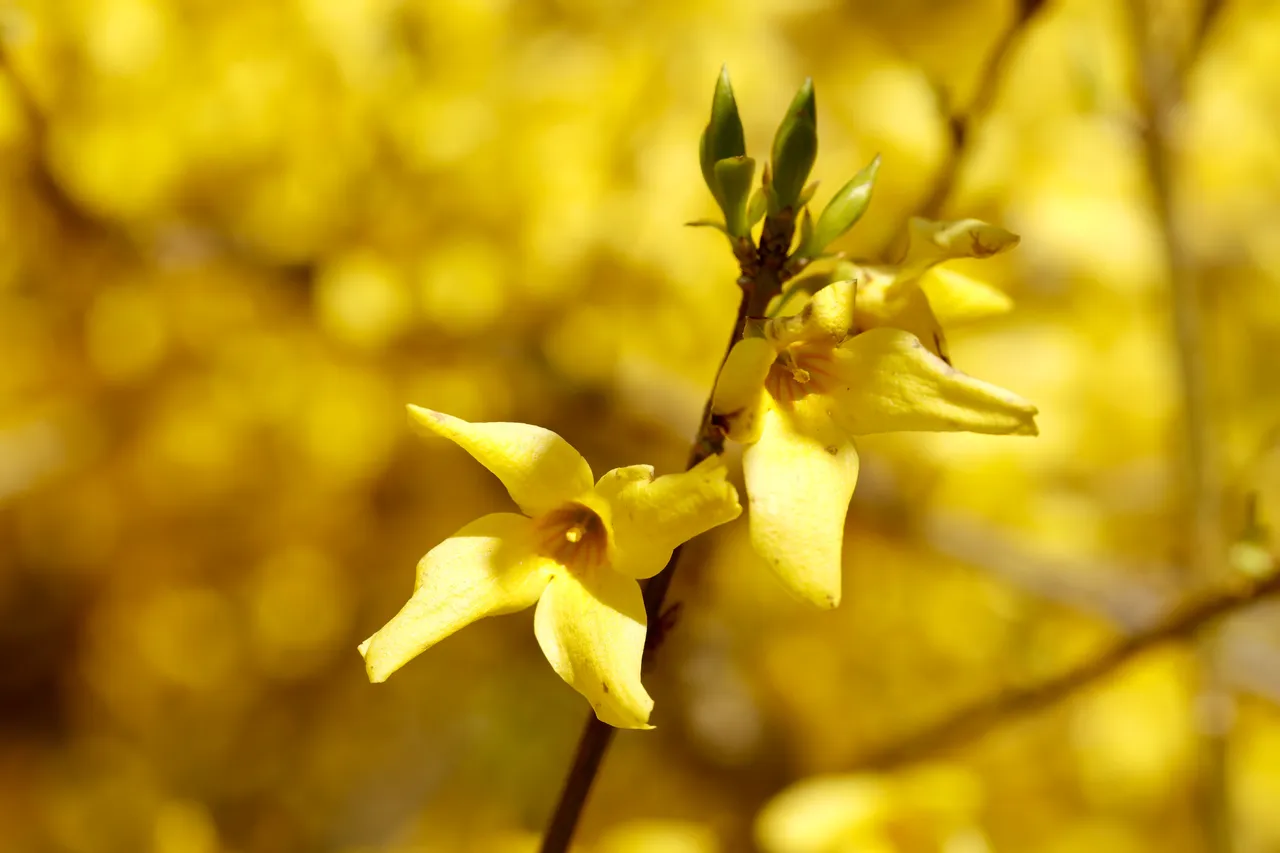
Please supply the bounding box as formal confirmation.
[830,217,1023,364]
[359,407,742,728]
[712,218,1039,608]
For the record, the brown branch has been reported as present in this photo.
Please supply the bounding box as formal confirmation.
[1127,0,1232,848]
[537,212,796,853]
[849,569,1280,771]
[914,0,1047,222]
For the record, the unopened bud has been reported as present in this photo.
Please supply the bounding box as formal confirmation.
[714,156,757,238]
[699,66,747,204]
[770,78,817,211]
[809,154,881,256]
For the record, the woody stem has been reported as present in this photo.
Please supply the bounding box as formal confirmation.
[537,210,795,853]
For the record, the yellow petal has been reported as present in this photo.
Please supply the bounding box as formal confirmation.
[783,271,950,363]
[920,266,1014,326]
[407,406,594,516]
[711,337,776,443]
[742,397,859,608]
[712,337,777,415]
[766,279,858,347]
[533,568,653,729]
[595,457,742,579]
[359,513,550,682]
[899,217,1020,282]
[827,328,1039,436]
[854,270,950,361]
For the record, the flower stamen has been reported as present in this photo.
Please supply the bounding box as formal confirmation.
[536,503,609,570]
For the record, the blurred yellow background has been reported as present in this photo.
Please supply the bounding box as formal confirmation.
[2,0,1279,851]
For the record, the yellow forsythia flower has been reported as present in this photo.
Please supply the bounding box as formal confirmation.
[784,217,1020,365]
[359,408,742,729]
[713,221,1038,608]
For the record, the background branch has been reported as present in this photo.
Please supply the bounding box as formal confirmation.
[914,0,1047,222]
[1126,0,1232,848]
[917,510,1280,701]
[849,567,1280,770]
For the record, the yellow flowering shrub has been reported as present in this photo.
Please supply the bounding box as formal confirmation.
[2,0,1280,852]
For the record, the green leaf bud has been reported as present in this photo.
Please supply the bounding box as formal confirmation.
[797,181,820,209]
[713,156,756,238]
[770,78,817,211]
[747,188,767,230]
[795,207,814,257]
[699,66,747,204]
[809,154,881,255]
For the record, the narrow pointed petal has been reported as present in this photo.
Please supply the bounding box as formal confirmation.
[595,457,742,579]
[359,513,551,683]
[827,328,1039,436]
[905,217,1020,263]
[534,569,653,729]
[407,406,594,516]
[920,266,1014,326]
[854,272,950,361]
[898,217,1020,283]
[743,398,859,608]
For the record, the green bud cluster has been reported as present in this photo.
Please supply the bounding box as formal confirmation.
[769,78,817,213]
[696,68,881,262]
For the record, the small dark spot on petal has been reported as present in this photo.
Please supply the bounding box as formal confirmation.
[932,333,953,366]
[824,445,839,455]
[602,681,610,694]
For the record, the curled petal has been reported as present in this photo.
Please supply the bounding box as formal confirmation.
[920,266,1014,326]
[711,337,777,443]
[408,406,594,516]
[773,275,952,362]
[902,217,1019,271]
[534,569,653,729]
[713,337,777,415]
[854,272,949,361]
[828,328,1039,436]
[596,457,742,579]
[359,513,550,683]
[767,279,857,347]
[743,398,859,608]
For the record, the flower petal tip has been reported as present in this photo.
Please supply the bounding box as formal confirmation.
[406,404,445,426]
[781,577,842,610]
[358,638,393,683]
[596,707,655,730]
[809,589,841,610]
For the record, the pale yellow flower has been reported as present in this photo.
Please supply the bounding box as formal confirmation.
[713,219,1038,608]
[833,217,1022,363]
[359,407,742,729]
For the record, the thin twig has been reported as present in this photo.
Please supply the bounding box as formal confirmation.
[1127,0,1232,848]
[914,0,1047,222]
[537,214,795,853]
[918,510,1280,700]
[849,569,1280,770]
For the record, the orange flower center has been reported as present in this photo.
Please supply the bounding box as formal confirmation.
[535,503,608,570]
[764,343,837,405]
